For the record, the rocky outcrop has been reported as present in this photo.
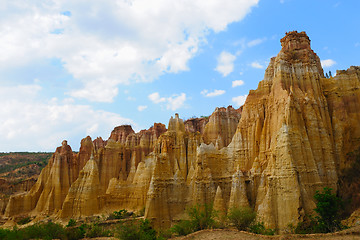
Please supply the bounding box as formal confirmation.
[184,117,209,134]
[3,31,360,232]
[225,31,339,230]
[4,140,79,217]
[203,106,241,149]
[60,154,101,218]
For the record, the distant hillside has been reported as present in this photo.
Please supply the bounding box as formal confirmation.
[0,152,52,195]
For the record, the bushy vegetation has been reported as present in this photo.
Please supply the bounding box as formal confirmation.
[188,203,216,231]
[66,218,77,227]
[65,224,86,240]
[227,206,274,235]
[171,219,194,236]
[313,187,343,232]
[0,221,114,240]
[248,222,275,235]
[0,152,51,175]
[108,209,133,220]
[85,223,111,238]
[227,206,256,231]
[116,219,157,240]
[172,203,217,236]
[0,221,67,240]
[292,187,347,234]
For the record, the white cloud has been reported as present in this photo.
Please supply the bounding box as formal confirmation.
[201,89,226,97]
[148,92,186,111]
[321,59,336,68]
[0,84,135,152]
[247,38,266,47]
[148,92,166,104]
[0,0,259,102]
[137,105,148,111]
[251,61,264,69]
[215,51,237,77]
[167,93,186,111]
[232,95,248,107]
[232,80,245,88]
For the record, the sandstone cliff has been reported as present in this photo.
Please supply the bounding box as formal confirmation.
[2,31,360,232]
[4,140,80,217]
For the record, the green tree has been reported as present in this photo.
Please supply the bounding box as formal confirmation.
[227,206,256,231]
[171,203,217,236]
[313,187,343,232]
[187,203,216,231]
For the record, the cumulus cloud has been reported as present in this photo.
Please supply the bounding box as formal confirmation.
[215,51,237,77]
[148,92,186,111]
[148,92,166,104]
[0,84,134,152]
[321,59,336,68]
[167,93,186,111]
[201,89,226,97]
[232,95,248,107]
[251,61,264,69]
[0,0,259,102]
[137,105,148,111]
[232,80,245,88]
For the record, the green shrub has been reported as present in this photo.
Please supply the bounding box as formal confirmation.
[117,219,157,240]
[171,203,217,236]
[66,227,85,240]
[139,219,157,240]
[117,221,141,240]
[291,187,347,234]
[85,223,111,238]
[22,221,66,240]
[0,228,11,239]
[157,228,173,240]
[227,206,256,231]
[108,209,133,220]
[65,224,86,240]
[171,220,194,236]
[66,218,77,227]
[249,222,275,235]
[314,187,344,233]
[3,226,25,240]
[293,216,318,234]
[187,203,216,231]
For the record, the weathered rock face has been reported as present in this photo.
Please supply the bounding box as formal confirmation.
[4,140,79,217]
[203,106,241,149]
[184,117,209,134]
[3,31,360,232]
[59,154,101,218]
[226,31,338,230]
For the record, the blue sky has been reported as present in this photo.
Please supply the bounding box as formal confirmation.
[0,0,359,152]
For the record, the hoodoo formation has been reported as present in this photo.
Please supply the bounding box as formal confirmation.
[1,31,360,231]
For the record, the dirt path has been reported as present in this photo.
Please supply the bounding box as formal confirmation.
[171,227,360,240]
